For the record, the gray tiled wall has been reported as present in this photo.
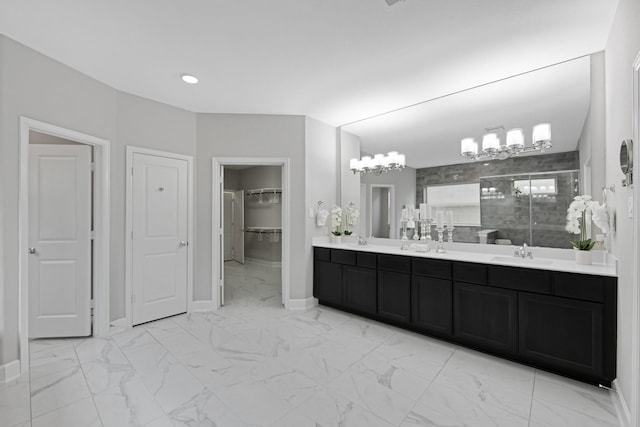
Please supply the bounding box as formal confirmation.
[415,151,580,248]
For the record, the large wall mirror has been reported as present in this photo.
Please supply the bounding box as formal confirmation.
[340,54,603,248]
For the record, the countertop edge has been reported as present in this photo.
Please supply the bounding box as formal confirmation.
[312,239,617,278]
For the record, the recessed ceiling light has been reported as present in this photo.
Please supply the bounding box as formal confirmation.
[181,74,198,84]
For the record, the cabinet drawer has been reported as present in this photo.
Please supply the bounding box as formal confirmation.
[331,249,356,265]
[488,265,551,294]
[357,252,377,269]
[412,258,451,279]
[553,272,608,303]
[378,254,411,273]
[314,247,331,262]
[453,262,487,285]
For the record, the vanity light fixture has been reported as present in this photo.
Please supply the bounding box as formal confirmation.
[461,123,552,161]
[350,151,406,175]
[181,74,199,84]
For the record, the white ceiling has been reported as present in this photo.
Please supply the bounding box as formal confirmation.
[344,56,592,168]
[0,0,618,128]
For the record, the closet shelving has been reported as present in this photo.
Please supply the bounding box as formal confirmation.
[246,187,282,204]
[244,226,282,234]
[244,226,281,242]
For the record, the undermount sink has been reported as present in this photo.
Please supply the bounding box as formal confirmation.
[490,256,553,266]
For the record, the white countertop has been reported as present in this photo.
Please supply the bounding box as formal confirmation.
[312,236,617,277]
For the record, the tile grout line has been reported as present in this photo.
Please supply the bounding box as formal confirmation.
[528,369,538,427]
[72,338,107,427]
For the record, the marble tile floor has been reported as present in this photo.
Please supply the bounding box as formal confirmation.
[0,260,624,426]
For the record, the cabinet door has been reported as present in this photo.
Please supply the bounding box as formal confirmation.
[343,266,377,315]
[378,270,411,324]
[454,282,518,355]
[519,293,604,381]
[314,260,343,306]
[412,276,452,336]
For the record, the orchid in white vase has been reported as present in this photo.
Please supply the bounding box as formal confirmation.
[565,195,610,251]
[330,205,343,236]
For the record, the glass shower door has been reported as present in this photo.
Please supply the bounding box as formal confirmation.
[530,170,580,248]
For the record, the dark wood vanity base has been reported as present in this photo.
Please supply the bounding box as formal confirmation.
[313,247,617,387]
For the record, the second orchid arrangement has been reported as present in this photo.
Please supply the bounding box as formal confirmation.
[565,195,610,251]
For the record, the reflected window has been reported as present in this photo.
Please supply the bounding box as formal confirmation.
[513,178,557,199]
[424,183,480,226]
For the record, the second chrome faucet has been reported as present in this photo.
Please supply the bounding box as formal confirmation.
[514,243,533,259]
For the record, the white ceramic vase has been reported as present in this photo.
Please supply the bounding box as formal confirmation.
[574,249,592,265]
[330,234,342,245]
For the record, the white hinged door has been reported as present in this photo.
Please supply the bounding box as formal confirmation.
[29,144,92,338]
[132,153,188,325]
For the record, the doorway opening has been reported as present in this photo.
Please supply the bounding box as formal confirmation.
[212,158,290,310]
[18,117,111,375]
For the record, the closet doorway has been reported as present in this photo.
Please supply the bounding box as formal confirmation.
[212,158,290,310]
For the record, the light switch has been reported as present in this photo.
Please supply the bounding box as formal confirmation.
[629,195,633,219]
[308,207,315,218]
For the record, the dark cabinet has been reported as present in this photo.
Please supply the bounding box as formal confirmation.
[412,258,452,336]
[343,265,377,315]
[313,260,343,306]
[454,282,518,355]
[519,292,603,381]
[313,246,617,386]
[378,269,411,324]
[412,276,452,336]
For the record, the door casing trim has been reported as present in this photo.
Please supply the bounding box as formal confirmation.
[18,117,111,375]
[125,146,194,327]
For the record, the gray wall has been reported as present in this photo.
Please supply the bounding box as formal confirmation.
[223,169,241,191]
[0,35,197,365]
[305,117,339,300]
[603,0,640,407]
[0,35,117,366]
[195,113,307,300]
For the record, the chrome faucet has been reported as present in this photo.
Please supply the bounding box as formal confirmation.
[357,236,368,246]
[514,243,533,258]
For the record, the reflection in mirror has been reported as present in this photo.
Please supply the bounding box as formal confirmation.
[479,170,580,248]
[342,55,595,246]
[425,183,481,226]
[370,185,394,238]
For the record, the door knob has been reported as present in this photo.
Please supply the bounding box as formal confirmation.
[179,241,187,247]
[29,247,37,254]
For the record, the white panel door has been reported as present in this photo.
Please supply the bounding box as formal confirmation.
[233,190,245,264]
[132,153,188,325]
[29,144,92,338]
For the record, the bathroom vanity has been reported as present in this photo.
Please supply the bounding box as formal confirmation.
[312,240,617,387]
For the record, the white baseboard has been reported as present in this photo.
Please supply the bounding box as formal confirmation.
[286,297,318,311]
[191,300,213,312]
[612,379,632,427]
[0,359,21,383]
[243,257,282,268]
